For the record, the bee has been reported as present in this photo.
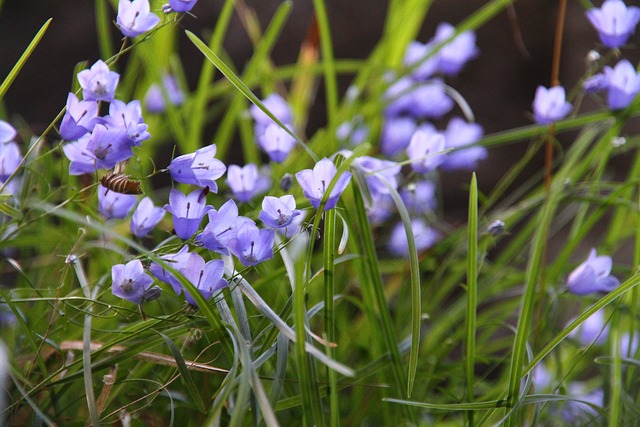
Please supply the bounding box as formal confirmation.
[99,173,142,195]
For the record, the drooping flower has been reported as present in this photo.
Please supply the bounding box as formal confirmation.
[149,245,192,290]
[226,163,270,203]
[169,144,227,192]
[532,85,572,125]
[259,195,300,229]
[258,123,296,163]
[388,219,440,256]
[130,197,165,238]
[353,156,401,198]
[98,184,138,219]
[112,259,156,304]
[295,158,352,211]
[59,93,100,141]
[0,142,22,181]
[77,60,120,102]
[406,127,446,173]
[164,188,213,239]
[0,120,16,144]
[117,0,161,38]
[176,253,227,306]
[103,99,150,146]
[145,74,185,113]
[432,22,479,75]
[196,199,249,255]
[440,117,486,170]
[567,248,620,295]
[603,59,640,109]
[586,0,640,48]
[167,0,199,13]
[226,222,275,266]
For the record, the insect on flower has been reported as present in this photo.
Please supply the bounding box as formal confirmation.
[100,173,142,195]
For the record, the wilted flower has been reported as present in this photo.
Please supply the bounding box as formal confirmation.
[532,85,572,125]
[98,184,137,219]
[603,59,640,109]
[145,74,185,113]
[226,163,270,203]
[586,0,640,48]
[259,195,300,229]
[295,158,352,211]
[258,123,296,163]
[226,222,275,266]
[164,188,213,239]
[432,22,479,75]
[77,60,120,102]
[441,117,486,171]
[0,120,16,144]
[169,144,226,191]
[112,259,155,304]
[59,93,99,141]
[117,0,161,38]
[567,248,620,295]
[130,197,165,238]
[406,128,446,173]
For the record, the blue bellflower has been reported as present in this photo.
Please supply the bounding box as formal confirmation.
[380,116,417,158]
[177,253,227,306]
[603,59,640,109]
[441,117,486,171]
[112,259,155,304]
[567,248,620,295]
[366,193,395,225]
[117,0,161,38]
[226,163,270,203]
[167,0,198,13]
[258,123,296,163]
[149,245,192,290]
[145,74,185,113]
[405,79,454,118]
[568,309,609,346]
[295,158,352,211]
[406,127,446,173]
[586,0,640,48]
[354,156,401,198]
[98,184,138,219]
[532,85,572,125]
[0,142,23,181]
[389,219,440,256]
[164,188,213,239]
[259,195,301,229]
[59,93,99,141]
[62,124,132,175]
[169,144,226,191]
[400,181,437,216]
[227,222,275,267]
[77,60,120,102]
[196,199,250,255]
[0,120,16,144]
[432,22,479,75]
[130,197,165,238]
[250,93,293,138]
[104,99,150,146]
[403,41,439,81]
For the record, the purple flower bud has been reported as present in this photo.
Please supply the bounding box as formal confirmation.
[167,0,198,13]
[112,259,155,304]
[353,156,401,198]
[380,116,417,158]
[250,94,293,137]
[0,142,22,181]
[145,74,185,113]
[0,120,16,144]
[226,163,270,203]
[440,117,486,171]
[259,195,300,229]
[164,188,213,239]
[567,248,620,295]
[258,123,296,163]
[295,158,352,211]
[117,0,161,38]
[169,144,226,191]
[227,222,275,266]
[532,85,572,125]
[130,197,165,238]
[98,184,138,219]
[388,219,440,256]
[406,127,446,173]
[177,253,227,306]
[149,245,191,291]
[432,22,479,75]
[77,60,120,102]
[586,0,640,48]
[104,100,150,146]
[603,59,640,109]
[403,41,439,81]
[59,93,100,141]
[196,200,249,255]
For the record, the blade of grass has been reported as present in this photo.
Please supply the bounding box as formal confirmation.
[94,0,114,60]
[311,0,338,133]
[323,207,339,426]
[466,173,478,426]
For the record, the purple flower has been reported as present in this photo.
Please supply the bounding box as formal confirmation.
[336,117,369,146]
[98,184,138,219]
[149,245,192,289]
[603,59,640,109]
[367,193,395,225]
[59,93,100,141]
[567,248,620,295]
[400,181,437,215]
[0,142,22,181]
[406,80,454,118]
[167,0,198,13]
[0,120,16,144]
[441,117,486,170]
[196,200,253,255]
[619,332,639,357]
[258,123,296,163]
[103,99,150,146]
[380,116,417,157]
[63,123,132,175]
[112,259,155,304]
[164,188,213,239]
[406,127,446,173]
[389,219,440,256]
[227,222,274,266]
[403,41,439,81]
[145,74,185,113]
[568,309,609,346]
[295,158,352,211]
[562,383,603,422]
[432,23,479,75]
[353,156,401,198]
[586,0,640,48]
[384,75,416,117]
[259,195,300,229]
[177,253,227,306]
[532,85,572,125]
[583,73,609,93]
[77,60,120,102]
[250,94,293,137]
[226,163,270,203]
[169,144,227,191]
[117,0,161,38]
[130,197,165,238]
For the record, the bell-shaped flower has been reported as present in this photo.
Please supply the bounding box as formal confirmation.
[259,195,300,229]
[226,163,270,203]
[586,0,640,48]
[59,93,100,141]
[441,117,486,170]
[405,79,454,118]
[0,142,22,181]
[226,222,274,266]
[117,0,161,38]
[295,158,352,211]
[98,184,138,219]
[167,0,198,13]
[176,253,227,306]
[169,144,226,191]
[403,41,439,81]
[145,74,185,113]
[353,156,401,198]
[567,248,620,295]
[164,188,213,239]
[432,22,479,75]
[384,75,417,117]
[568,309,610,346]
[149,245,192,290]
[196,200,251,255]
[583,73,609,93]
[406,127,446,173]
[388,219,440,256]
[532,85,572,125]
[77,60,120,102]
[0,120,16,144]
[112,259,155,304]
[86,124,134,170]
[103,99,150,146]
[258,123,296,163]
[603,59,640,109]
[130,197,165,238]
[250,93,293,138]
[381,116,417,158]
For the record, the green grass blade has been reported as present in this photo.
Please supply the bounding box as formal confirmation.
[466,173,478,426]
[311,0,338,132]
[323,208,339,425]
[94,0,114,60]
